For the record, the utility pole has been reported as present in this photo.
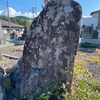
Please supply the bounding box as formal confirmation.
[32,7,34,19]
[7,1,11,34]
[35,0,37,17]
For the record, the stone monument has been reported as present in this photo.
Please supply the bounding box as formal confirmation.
[20,0,82,99]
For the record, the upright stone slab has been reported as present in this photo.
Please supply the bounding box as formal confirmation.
[20,0,82,99]
[0,21,3,44]
[0,67,6,100]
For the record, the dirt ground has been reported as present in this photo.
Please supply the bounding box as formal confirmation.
[0,46,23,70]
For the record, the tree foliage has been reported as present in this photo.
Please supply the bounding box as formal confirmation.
[0,15,33,26]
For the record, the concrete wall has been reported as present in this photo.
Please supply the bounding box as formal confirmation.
[82,17,98,30]
[79,38,100,44]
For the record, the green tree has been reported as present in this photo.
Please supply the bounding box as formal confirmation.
[19,19,25,26]
[28,20,33,26]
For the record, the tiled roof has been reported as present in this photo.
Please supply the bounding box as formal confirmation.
[90,10,100,15]
[0,19,24,28]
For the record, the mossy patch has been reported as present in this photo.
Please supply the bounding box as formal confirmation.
[3,77,12,92]
[28,95,34,100]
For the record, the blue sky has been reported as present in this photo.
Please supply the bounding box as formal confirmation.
[76,0,100,16]
[0,0,100,18]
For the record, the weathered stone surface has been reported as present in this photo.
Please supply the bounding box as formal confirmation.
[9,69,20,99]
[20,0,82,99]
[0,67,4,77]
[5,64,18,74]
[4,68,20,100]
[0,67,6,100]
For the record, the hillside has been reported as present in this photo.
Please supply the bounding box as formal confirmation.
[0,15,33,26]
[14,16,32,20]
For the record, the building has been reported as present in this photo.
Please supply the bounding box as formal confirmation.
[1,19,24,34]
[82,10,100,39]
[82,10,100,30]
[0,19,24,41]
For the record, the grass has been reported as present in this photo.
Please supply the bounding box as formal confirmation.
[96,49,100,55]
[73,65,87,76]
[75,60,86,67]
[71,54,100,100]
[32,61,100,100]
[85,56,100,65]
[42,65,100,100]
[70,63,100,100]
[10,46,24,52]
[0,58,9,66]
[77,51,86,56]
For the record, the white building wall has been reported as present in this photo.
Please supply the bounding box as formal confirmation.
[92,13,99,18]
[82,17,98,30]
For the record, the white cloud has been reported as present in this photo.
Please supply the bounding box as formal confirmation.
[83,16,92,18]
[9,7,21,17]
[20,12,39,18]
[0,10,4,15]
[0,7,40,18]
[22,12,33,18]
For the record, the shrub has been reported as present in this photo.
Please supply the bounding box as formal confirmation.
[80,42,97,48]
